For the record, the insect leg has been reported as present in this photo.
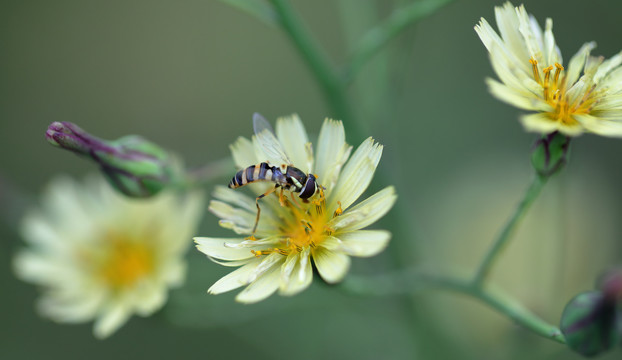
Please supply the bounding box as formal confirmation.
[289,192,301,208]
[278,187,286,207]
[252,185,278,236]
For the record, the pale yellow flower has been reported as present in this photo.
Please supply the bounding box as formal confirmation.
[195,115,396,303]
[14,175,204,338]
[475,2,622,137]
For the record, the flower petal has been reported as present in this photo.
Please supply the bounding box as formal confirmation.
[279,248,312,296]
[37,286,106,323]
[312,247,350,284]
[93,303,131,339]
[208,200,278,236]
[314,119,352,192]
[485,78,544,111]
[566,42,596,87]
[230,136,259,170]
[194,237,256,261]
[594,50,622,84]
[208,259,261,294]
[212,185,257,213]
[133,282,167,316]
[329,186,397,232]
[335,230,391,257]
[276,114,313,173]
[494,3,529,67]
[248,252,283,283]
[328,137,383,212]
[519,113,584,136]
[235,262,282,303]
[575,114,622,137]
[13,251,75,286]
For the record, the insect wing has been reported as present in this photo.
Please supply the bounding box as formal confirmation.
[252,113,292,166]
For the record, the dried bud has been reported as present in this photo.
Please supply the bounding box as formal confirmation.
[530,131,570,177]
[560,291,621,356]
[46,122,180,198]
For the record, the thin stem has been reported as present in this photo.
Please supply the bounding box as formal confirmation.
[473,174,548,286]
[343,271,566,344]
[269,0,363,142]
[344,0,455,82]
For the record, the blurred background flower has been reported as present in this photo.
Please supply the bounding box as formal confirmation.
[13,175,204,338]
[2,0,622,359]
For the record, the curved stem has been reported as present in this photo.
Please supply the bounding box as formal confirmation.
[473,174,548,286]
[343,271,566,344]
[344,0,455,83]
[268,0,363,142]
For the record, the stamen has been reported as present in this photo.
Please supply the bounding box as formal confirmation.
[275,248,289,256]
[552,89,560,101]
[251,249,271,257]
[574,84,597,112]
[543,66,554,101]
[301,220,313,231]
[529,58,541,84]
[554,63,564,84]
[333,201,343,218]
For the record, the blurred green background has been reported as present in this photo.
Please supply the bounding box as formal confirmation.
[2,0,622,358]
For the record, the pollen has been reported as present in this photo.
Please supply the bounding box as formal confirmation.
[98,234,154,289]
[265,191,334,256]
[528,57,595,126]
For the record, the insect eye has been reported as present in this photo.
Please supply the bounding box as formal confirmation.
[299,175,316,199]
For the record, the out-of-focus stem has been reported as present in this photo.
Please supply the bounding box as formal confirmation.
[344,0,455,83]
[268,0,362,142]
[343,271,567,344]
[473,174,548,286]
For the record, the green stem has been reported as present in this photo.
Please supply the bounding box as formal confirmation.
[343,271,566,344]
[269,0,363,142]
[473,174,548,286]
[344,0,455,82]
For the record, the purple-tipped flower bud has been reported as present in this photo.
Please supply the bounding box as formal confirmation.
[560,291,620,356]
[46,122,180,198]
[599,268,622,304]
[530,131,571,177]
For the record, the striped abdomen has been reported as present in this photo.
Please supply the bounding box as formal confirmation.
[229,162,284,189]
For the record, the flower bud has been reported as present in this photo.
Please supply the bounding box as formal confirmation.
[530,131,570,177]
[46,122,180,198]
[560,291,621,356]
[599,268,622,304]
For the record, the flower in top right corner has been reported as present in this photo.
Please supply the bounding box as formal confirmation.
[475,2,622,137]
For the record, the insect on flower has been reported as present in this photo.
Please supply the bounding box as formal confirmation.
[228,113,323,236]
[195,114,396,303]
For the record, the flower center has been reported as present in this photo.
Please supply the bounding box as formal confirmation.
[529,58,596,125]
[252,190,340,257]
[98,234,154,289]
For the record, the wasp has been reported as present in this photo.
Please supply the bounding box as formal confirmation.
[229,113,321,235]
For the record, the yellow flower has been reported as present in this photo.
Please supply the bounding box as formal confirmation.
[13,175,204,338]
[475,2,622,137]
[194,115,396,303]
